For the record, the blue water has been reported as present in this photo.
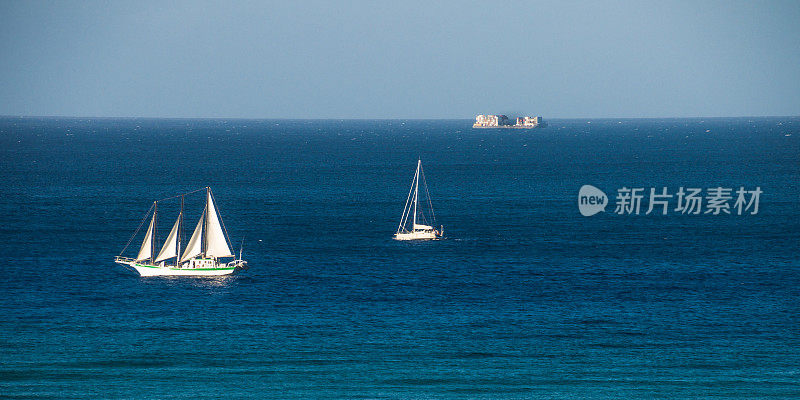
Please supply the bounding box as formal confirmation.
[1,117,799,398]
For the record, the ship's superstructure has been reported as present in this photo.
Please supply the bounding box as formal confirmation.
[474,114,509,127]
[473,114,545,129]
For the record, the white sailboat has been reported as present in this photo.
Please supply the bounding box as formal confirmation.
[394,159,443,241]
[114,187,247,276]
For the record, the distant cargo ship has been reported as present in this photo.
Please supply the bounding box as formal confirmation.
[473,114,546,129]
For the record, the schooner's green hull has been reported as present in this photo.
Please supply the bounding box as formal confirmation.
[115,258,241,276]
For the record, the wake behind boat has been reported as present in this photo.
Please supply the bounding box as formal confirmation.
[114,187,247,276]
[394,159,443,241]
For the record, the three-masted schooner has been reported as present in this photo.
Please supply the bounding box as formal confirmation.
[394,159,443,241]
[114,187,247,276]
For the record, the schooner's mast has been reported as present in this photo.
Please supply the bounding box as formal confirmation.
[152,201,157,262]
[203,186,209,259]
[177,195,183,267]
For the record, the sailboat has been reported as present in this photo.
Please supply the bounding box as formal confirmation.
[394,159,443,241]
[114,187,247,276]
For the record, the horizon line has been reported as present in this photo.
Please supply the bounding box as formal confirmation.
[1,114,799,121]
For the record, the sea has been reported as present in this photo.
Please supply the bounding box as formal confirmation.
[0,117,798,399]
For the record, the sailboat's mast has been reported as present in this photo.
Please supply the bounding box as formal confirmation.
[413,159,420,229]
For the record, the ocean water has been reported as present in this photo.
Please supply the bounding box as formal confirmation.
[0,117,798,398]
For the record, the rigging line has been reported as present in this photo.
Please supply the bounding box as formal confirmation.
[119,202,155,256]
[397,166,417,232]
[420,164,436,223]
[400,183,413,231]
[399,199,411,232]
[152,187,208,204]
[405,164,420,230]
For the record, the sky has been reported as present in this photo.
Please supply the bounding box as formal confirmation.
[1,0,799,119]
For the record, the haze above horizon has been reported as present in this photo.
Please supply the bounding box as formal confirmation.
[1,1,799,119]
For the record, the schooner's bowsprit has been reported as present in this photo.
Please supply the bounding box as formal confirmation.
[114,187,247,276]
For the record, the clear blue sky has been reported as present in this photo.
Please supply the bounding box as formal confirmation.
[1,1,799,118]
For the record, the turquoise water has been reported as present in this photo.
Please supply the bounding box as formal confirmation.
[1,117,799,398]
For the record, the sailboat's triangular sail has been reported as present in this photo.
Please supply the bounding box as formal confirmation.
[419,163,436,224]
[180,212,204,262]
[155,215,181,262]
[396,161,420,234]
[135,215,155,261]
[204,190,234,258]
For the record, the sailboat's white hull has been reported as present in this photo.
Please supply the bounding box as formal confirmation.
[116,260,242,277]
[393,230,441,241]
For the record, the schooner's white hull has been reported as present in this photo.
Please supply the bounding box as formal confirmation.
[393,230,440,241]
[116,259,242,277]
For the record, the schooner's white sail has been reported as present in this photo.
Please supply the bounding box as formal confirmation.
[115,187,247,276]
[394,159,443,241]
[205,191,234,258]
[180,212,204,262]
[135,213,155,261]
[154,214,181,263]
